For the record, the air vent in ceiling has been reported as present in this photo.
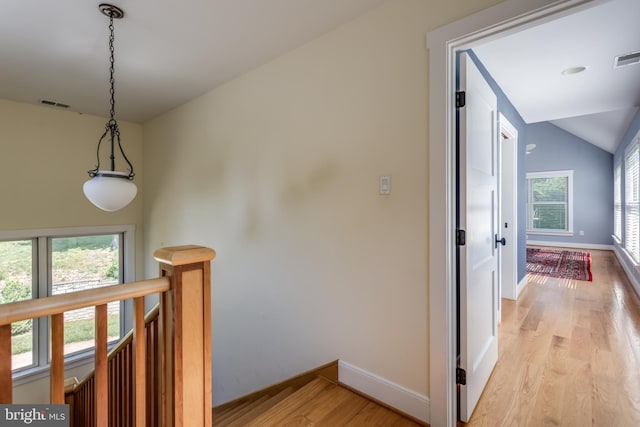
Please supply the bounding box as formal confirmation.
[40,99,70,108]
[614,51,640,68]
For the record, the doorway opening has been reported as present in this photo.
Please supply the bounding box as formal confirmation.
[427,0,601,425]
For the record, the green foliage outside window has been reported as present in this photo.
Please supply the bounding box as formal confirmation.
[1,234,122,365]
[529,176,569,231]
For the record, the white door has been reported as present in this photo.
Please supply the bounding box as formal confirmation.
[457,51,499,422]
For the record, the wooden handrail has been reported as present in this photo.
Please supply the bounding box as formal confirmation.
[0,245,215,427]
[0,277,170,326]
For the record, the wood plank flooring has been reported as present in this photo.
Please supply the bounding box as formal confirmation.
[214,377,423,426]
[463,249,640,426]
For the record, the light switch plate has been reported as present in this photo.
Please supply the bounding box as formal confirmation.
[379,175,391,195]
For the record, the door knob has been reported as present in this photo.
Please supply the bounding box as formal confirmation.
[495,234,506,248]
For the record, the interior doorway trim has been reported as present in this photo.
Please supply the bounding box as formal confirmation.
[427,0,602,425]
[500,113,518,302]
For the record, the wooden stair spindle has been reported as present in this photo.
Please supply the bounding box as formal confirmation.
[0,324,12,403]
[134,296,146,427]
[154,245,216,427]
[50,313,65,404]
[95,304,109,427]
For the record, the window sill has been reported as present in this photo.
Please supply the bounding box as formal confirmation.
[618,245,640,269]
[526,230,573,237]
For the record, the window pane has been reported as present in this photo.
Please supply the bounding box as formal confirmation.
[51,235,121,356]
[531,177,568,202]
[625,145,640,263]
[626,205,640,263]
[614,164,622,240]
[527,173,571,232]
[0,240,34,370]
[532,203,567,230]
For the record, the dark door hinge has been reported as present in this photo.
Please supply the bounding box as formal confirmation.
[456,367,467,385]
[456,91,466,108]
[456,229,466,246]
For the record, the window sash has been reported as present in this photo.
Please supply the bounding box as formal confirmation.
[614,163,622,241]
[530,202,568,230]
[0,239,38,371]
[625,144,640,263]
[526,170,573,234]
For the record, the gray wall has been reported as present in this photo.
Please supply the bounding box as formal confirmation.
[469,49,615,283]
[613,110,640,292]
[526,122,613,246]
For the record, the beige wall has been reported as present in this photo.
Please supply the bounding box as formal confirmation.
[143,0,503,406]
[0,99,144,277]
[0,99,144,400]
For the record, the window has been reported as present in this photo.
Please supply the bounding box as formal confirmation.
[614,162,622,242]
[0,240,34,369]
[625,143,640,263]
[0,225,134,377]
[526,170,574,235]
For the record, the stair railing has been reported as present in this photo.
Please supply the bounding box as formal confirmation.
[0,245,215,427]
[66,304,162,427]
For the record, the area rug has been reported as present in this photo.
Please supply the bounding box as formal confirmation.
[526,247,592,281]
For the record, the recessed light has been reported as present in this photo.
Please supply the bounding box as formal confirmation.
[561,66,588,75]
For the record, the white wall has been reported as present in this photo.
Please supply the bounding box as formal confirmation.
[142,0,504,406]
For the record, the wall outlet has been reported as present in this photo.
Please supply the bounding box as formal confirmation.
[579,230,584,236]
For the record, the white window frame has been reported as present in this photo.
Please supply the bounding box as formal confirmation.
[624,140,640,264]
[614,162,622,244]
[526,170,574,236]
[0,224,135,384]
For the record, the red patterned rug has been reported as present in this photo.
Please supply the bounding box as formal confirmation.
[526,247,592,281]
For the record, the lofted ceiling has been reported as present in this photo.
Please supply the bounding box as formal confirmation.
[473,0,640,153]
[1,0,638,153]
[0,0,388,123]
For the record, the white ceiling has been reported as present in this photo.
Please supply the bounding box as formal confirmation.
[473,0,640,153]
[1,0,638,152]
[0,0,388,123]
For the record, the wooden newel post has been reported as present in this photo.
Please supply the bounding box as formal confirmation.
[154,245,216,427]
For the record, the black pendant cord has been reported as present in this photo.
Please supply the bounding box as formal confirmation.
[89,7,134,179]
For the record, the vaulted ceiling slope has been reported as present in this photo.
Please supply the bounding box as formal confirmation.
[473,0,640,153]
[0,0,388,123]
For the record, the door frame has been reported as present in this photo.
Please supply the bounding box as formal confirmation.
[427,0,601,425]
[500,113,518,302]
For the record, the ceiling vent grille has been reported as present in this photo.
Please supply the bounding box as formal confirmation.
[40,99,70,108]
[614,51,640,68]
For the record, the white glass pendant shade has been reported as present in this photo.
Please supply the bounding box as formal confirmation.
[83,171,137,212]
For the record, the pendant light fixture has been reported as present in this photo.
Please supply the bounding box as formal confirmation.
[83,3,137,212]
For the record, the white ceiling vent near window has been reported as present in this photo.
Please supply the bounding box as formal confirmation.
[614,51,640,68]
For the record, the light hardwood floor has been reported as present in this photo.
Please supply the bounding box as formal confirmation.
[246,377,422,426]
[463,249,640,426]
[213,376,423,426]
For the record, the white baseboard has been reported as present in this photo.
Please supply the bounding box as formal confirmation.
[516,275,528,298]
[338,360,429,423]
[527,240,614,251]
[612,246,640,300]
